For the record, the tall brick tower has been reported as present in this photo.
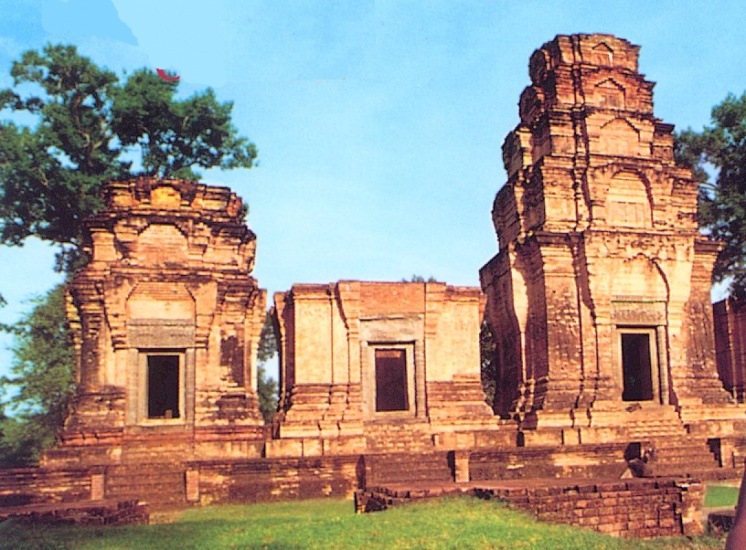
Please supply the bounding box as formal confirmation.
[46,178,266,466]
[480,34,742,444]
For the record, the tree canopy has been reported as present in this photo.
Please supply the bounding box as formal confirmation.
[676,91,746,297]
[0,284,75,466]
[256,312,279,424]
[0,43,257,269]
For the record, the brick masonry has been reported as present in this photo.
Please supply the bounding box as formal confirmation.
[3,32,746,541]
[356,478,704,539]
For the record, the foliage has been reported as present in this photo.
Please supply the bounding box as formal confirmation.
[257,365,278,425]
[480,320,497,411]
[257,312,278,364]
[0,496,724,549]
[111,69,257,179]
[401,274,439,283]
[0,43,257,268]
[0,45,120,270]
[676,91,746,297]
[0,284,75,467]
[256,312,279,423]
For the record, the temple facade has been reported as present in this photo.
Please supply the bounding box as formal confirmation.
[45,178,266,467]
[480,34,743,443]
[269,281,500,456]
[9,33,743,523]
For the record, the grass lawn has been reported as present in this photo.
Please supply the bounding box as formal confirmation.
[0,495,728,550]
[704,484,739,508]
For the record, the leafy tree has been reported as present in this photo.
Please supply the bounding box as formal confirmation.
[480,320,497,411]
[0,45,121,271]
[0,43,257,269]
[0,285,75,466]
[0,44,258,465]
[257,365,278,424]
[111,69,257,179]
[676,91,746,297]
[256,312,279,423]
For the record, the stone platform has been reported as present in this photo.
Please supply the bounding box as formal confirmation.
[0,499,149,526]
[355,477,705,539]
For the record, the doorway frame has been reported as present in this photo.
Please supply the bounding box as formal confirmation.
[614,326,660,403]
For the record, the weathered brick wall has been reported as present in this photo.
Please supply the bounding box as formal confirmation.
[473,479,704,538]
[0,499,148,526]
[357,478,704,539]
[190,455,362,504]
[0,467,95,507]
[714,298,746,402]
[469,444,630,481]
[362,452,453,487]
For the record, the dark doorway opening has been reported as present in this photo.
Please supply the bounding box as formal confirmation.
[707,438,723,467]
[621,333,653,401]
[147,355,180,418]
[375,349,408,412]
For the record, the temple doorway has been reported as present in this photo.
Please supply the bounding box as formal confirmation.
[374,349,409,412]
[147,354,181,419]
[620,330,656,402]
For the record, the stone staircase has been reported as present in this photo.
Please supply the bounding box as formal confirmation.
[586,404,686,439]
[622,417,687,439]
[643,436,737,480]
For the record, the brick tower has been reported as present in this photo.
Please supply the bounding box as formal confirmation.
[480,34,743,445]
[46,178,266,466]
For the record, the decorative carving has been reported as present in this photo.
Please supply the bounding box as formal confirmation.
[611,301,666,325]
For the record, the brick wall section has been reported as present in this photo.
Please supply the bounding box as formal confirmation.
[469,444,630,480]
[0,467,95,507]
[473,479,704,538]
[0,499,148,526]
[0,457,363,512]
[357,478,704,539]
[191,456,362,504]
[362,452,453,487]
[714,298,746,402]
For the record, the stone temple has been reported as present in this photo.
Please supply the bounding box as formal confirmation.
[269,281,497,457]
[480,33,743,449]
[3,33,746,539]
[45,178,267,467]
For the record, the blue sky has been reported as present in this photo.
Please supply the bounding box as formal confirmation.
[1,0,746,382]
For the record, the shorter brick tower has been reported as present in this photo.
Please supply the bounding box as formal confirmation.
[269,281,501,457]
[46,178,266,467]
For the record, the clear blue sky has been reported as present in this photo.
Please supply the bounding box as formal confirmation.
[1,0,746,382]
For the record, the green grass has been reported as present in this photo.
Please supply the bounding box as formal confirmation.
[704,484,739,508]
[0,496,726,550]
